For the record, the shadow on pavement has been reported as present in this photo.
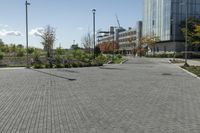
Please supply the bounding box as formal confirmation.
[56,69,79,73]
[99,66,125,70]
[30,69,77,81]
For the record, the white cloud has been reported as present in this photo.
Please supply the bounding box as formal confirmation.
[0,24,8,28]
[29,27,44,37]
[0,29,22,36]
[76,27,84,31]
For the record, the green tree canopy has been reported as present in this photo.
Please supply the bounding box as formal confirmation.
[181,17,200,45]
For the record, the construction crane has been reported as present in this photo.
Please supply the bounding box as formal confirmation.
[115,14,121,28]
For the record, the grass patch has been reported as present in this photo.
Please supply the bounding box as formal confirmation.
[112,58,124,64]
[181,65,200,77]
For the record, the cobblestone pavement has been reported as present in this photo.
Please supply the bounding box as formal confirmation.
[0,58,200,133]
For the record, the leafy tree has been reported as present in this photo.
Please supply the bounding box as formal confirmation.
[71,44,80,50]
[1,45,9,53]
[181,17,200,46]
[27,47,35,55]
[193,25,200,45]
[140,34,160,55]
[9,44,17,53]
[98,41,119,54]
[0,51,4,60]
[33,50,42,64]
[55,47,65,55]
[94,46,101,56]
[16,48,25,57]
[55,47,65,65]
[17,44,24,49]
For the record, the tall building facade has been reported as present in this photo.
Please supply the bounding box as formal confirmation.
[143,0,200,52]
[97,21,142,54]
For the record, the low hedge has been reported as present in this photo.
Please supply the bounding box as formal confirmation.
[145,53,200,59]
[33,64,45,69]
[33,61,103,69]
[0,52,4,60]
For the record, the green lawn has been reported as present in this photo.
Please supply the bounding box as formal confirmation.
[182,66,200,77]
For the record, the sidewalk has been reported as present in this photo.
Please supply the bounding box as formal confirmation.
[170,58,200,66]
[187,59,200,66]
[0,67,26,70]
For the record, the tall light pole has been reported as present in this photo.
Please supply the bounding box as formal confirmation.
[92,9,96,59]
[172,9,176,61]
[112,30,115,60]
[185,0,188,65]
[25,0,30,68]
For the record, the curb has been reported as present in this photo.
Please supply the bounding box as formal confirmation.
[120,59,128,64]
[169,59,200,80]
[178,66,200,80]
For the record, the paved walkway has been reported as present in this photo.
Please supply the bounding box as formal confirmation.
[0,58,200,133]
[170,58,200,66]
[0,67,26,70]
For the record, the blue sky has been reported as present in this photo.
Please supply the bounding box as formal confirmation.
[0,0,143,48]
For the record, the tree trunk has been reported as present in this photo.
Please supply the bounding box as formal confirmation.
[153,46,155,56]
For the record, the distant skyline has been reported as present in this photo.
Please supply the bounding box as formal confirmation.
[0,0,143,48]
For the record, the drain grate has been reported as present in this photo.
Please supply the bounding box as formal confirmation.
[162,73,172,76]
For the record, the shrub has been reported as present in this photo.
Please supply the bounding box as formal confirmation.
[98,63,103,66]
[33,50,42,64]
[64,63,72,68]
[174,53,183,58]
[45,64,50,68]
[95,54,108,64]
[0,52,4,60]
[191,53,200,58]
[55,55,63,65]
[16,49,25,57]
[116,54,122,59]
[71,62,78,68]
[33,64,45,69]
[55,64,64,68]
[78,62,83,67]
[146,53,175,58]
[82,62,88,67]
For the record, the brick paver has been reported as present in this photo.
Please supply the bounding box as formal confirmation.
[0,58,200,133]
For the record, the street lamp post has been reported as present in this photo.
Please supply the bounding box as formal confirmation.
[172,10,176,61]
[92,9,96,59]
[112,30,115,60]
[25,0,30,68]
[185,0,188,66]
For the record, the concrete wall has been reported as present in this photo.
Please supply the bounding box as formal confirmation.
[154,41,185,52]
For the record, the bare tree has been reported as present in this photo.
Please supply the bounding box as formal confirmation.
[40,25,56,67]
[81,32,93,53]
[41,25,56,58]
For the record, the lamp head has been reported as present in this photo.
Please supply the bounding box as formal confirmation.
[92,9,96,13]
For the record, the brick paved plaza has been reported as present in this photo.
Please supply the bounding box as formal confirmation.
[0,58,200,133]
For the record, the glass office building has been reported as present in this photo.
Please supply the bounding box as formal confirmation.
[143,0,200,52]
